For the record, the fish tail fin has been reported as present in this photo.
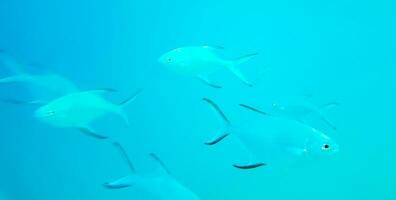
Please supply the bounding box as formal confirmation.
[202,98,232,145]
[104,142,139,189]
[116,89,143,126]
[116,108,130,126]
[104,174,141,189]
[227,53,258,87]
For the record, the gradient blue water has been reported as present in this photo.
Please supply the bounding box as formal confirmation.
[0,0,395,199]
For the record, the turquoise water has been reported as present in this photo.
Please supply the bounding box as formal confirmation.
[0,0,395,199]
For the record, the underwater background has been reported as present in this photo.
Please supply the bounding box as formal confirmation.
[0,0,395,199]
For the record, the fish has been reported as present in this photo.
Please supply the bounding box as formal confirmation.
[0,51,79,103]
[105,142,201,200]
[34,89,142,139]
[158,46,257,88]
[202,98,339,169]
[267,96,340,131]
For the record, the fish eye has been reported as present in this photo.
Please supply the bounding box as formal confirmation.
[167,58,172,62]
[322,144,330,150]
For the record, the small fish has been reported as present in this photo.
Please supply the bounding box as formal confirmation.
[105,142,201,200]
[159,46,257,88]
[0,51,79,102]
[202,98,339,169]
[34,89,142,139]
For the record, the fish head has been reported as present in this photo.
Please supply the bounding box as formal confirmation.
[158,48,187,69]
[305,129,339,157]
[35,103,57,122]
[34,100,69,125]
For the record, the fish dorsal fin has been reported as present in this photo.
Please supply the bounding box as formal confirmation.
[149,153,171,175]
[239,104,268,116]
[202,98,231,125]
[113,142,136,173]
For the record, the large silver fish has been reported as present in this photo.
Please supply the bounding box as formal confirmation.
[203,98,339,169]
[35,89,142,139]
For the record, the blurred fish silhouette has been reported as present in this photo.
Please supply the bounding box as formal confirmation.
[159,46,257,88]
[267,95,340,131]
[203,98,339,169]
[34,89,142,139]
[0,51,79,103]
[105,142,201,200]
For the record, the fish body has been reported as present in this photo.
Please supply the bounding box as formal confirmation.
[159,46,227,75]
[159,46,257,87]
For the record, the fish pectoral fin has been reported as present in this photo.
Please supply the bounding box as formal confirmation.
[227,65,253,87]
[104,174,138,189]
[196,75,222,89]
[233,162,266,170]
[204,133,229,146]
[78,127,108,139]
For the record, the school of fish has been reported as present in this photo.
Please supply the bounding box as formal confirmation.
[0,46,340,199]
